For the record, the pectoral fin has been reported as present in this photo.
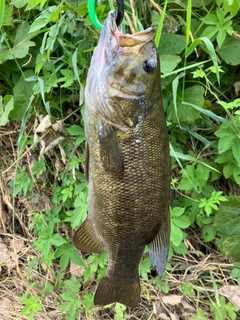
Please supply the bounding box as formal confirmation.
[98,121,124,178]
[148,216,170,277]
[73,219,104,253]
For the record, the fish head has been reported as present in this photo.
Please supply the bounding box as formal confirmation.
[85,11,161,129]
[89,11,159,99]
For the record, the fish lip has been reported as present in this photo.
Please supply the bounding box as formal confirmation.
[99,11,120,54]
[101,11,155,53]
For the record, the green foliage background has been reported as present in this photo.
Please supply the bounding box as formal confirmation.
[0,0,240,319]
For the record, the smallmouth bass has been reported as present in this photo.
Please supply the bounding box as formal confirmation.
[73,11,170,308]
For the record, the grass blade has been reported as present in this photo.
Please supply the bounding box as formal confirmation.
[0,0,5,28]
[154,0,168,49]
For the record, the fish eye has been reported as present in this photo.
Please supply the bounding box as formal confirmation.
[143,59,156,73]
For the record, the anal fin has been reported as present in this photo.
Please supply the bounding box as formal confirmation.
[94,276,140,308]
[73,219,104,253]
[148,218,170,277]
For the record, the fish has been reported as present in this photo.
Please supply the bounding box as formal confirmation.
[73,11,170,308]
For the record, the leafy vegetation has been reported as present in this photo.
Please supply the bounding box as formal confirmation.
[0,0,240,319]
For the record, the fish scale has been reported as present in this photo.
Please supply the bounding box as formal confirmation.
[73,11,170,308]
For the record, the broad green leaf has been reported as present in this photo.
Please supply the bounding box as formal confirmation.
[217,28,227,48]
[232,138,240,162]
[171,207,185,218]
[29,9,51,32]
[214,196,240,236]
[170,223,183,246]
[26,0,41,10]
[158,33,186,55]
[201,25,218,39]
[11,70,34,121]
[66,125,84,136]
[233,166,240,185]
[218,135,233,154]
[1,5,13,27]
[217,35,240,65]
[0,22,35,64]
[222,235,240,260]
[12,0,28,8]
[173,216,190,229]
[173,241,188,255]
[222,0,240,16]
[201,13,219,25]
[160,55,181,74]
[202,225,217,242]
[197,163,210,187]
[167,85,204,123]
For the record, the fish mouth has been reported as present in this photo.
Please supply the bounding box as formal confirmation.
[99,11,154,66]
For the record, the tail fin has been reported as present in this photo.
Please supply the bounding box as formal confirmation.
[94,276,140,308]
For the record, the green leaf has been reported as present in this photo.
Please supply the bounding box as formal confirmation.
[218,136,232,154]
[66,125,85,136]
[201,25,219,39]
[233,166,240,185]
[160,54,181,74]
[222,1,240,16]
[159,33,186,55]
[0,95,14,126]
[214,196,240,259]
[201,13,219,25]
[217,28,227,48]
[26,0,41,10]
[170,223,184,246]
[171,207,185,218]
[0,22,35,64]
[173,216,190,229]
[34,223,66,258]
[173,241,188,254]
[217,35,240,65]
[65,191,88,228]
[11,0,28,8]
[21,296,42,320]
[58,69,75,88]
[232,138,240,162]
[222,235,240,260]
[167,85,204,123]
[28,9,51,32]
[202,225,217,242]
[55,241,85,270]
[192,69,205,78]
[1,5,13,27]
[11,70,34,121]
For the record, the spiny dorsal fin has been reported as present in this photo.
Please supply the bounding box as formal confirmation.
[73,219,104,254]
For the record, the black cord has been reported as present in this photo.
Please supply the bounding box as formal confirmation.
[116,0,124,26]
